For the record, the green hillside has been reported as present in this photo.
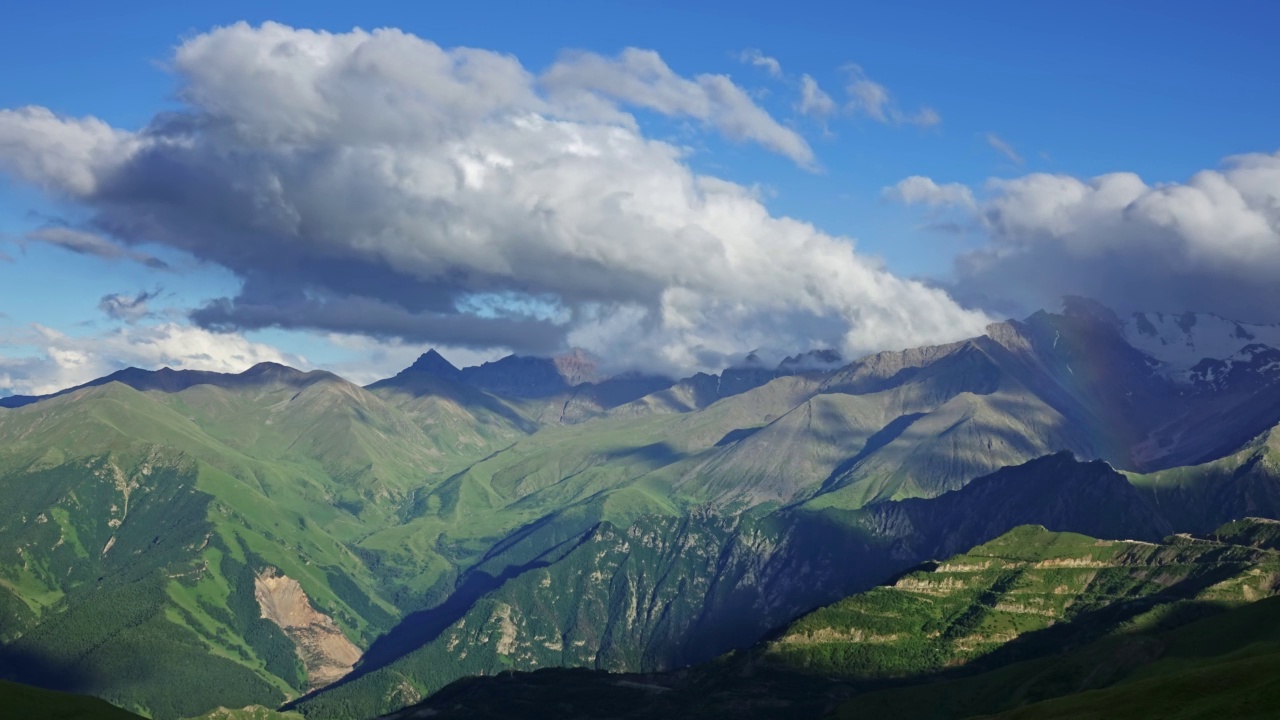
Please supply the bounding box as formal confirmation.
[0,370,522,717]
[782,524,1278,684]
[839,562,1280,719]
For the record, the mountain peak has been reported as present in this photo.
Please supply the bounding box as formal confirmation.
[551,348,602,386]
[239,362,324,383]
[242,361,291,374]
[405,349,462,379]
[459,354,573,397]
[778,348,843,371]
[1060,295,1122,329]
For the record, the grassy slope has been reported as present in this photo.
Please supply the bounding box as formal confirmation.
[773,525,1279,680]
[824,521,1280,719]
[845,587,1280,720]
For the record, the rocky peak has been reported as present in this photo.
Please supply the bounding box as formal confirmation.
[551,348,603,386]
[453,348,613,398]
[404,349,462,380]
[459,355,574,398]
[778,348,843,372]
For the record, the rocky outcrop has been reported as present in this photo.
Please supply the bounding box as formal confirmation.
[254,568,362,690]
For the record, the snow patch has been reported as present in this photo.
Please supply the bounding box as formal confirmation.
[1122,311,1280,372]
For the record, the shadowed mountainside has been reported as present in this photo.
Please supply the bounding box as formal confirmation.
[376,521,1280,720]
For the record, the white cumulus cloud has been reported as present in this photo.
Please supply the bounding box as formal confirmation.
[884,176,976,209]
[888,151,1280,320]
[0,22,991,377]
[542,47,814,167]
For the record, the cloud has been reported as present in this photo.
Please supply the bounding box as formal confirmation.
[0,323,301,396]
[908,107,942,128]
[845,67,891,122]
[0,106,138,195]
[985,133,1023,164]
[736,48,783,78]
[191,290,567,353]
[22,226,170,269]
[843,65,939,127]
[0,22,991,377]
[884,176,975,210]
[542,47,814,167]
[797,75,836,119]
[98,289,161,323]
[889,151,1280,321]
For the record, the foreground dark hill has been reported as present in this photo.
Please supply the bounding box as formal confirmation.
[0,679,146,720]
[382,521,1280,720]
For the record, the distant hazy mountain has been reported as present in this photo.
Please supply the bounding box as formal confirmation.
[0,361,341,409]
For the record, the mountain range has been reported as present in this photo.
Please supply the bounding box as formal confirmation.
[3,298,1280,719]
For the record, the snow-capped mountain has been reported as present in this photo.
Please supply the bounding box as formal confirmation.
[1122,311,1280,371]
[1186,344,1280,393]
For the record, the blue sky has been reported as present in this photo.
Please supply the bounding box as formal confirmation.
[1,1,1278,393]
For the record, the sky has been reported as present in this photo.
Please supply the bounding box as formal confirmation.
[1,0,1278,394]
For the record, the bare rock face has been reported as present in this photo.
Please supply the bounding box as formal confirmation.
[254,567,363,690]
